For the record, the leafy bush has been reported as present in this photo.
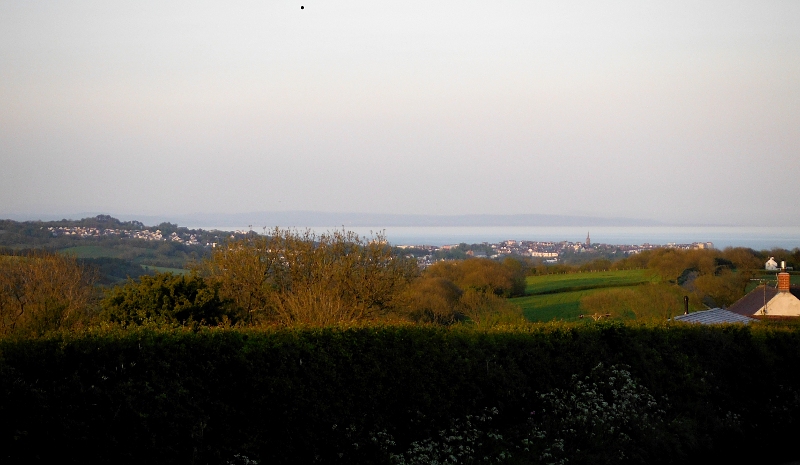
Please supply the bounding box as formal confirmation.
[101,272,232,325]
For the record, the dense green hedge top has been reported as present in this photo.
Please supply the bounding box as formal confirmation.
[3,323,800,464]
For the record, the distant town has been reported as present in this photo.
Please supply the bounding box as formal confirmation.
[46,225,250,247]
[397,233,714,268]
[43,224,715,265]
[45,224,714,259]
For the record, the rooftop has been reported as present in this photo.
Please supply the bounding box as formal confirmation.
[673,308,757,325]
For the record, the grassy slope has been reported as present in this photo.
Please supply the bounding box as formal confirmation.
[511,289,603,322]
[60,246,188,277]
[511,270,653,322]
[523,269,653,295]
[141,265,189,275]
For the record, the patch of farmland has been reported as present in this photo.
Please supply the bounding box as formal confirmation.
[59,245,121,259]
[510,289,605,322]
[523,269,653,296]
[140,265,189,275]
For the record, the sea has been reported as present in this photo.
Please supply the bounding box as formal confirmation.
[188,225,800,251]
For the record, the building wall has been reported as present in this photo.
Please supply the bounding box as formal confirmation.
[757,292,800,316]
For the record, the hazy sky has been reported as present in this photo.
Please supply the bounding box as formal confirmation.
[1,1,799,225]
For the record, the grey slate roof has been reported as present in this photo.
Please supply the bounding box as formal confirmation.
[727,287,779,316]
[673,308,757,325]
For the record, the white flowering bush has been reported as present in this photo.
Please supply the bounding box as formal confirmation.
[226,453,259,465]
[524,363,668,465]
[371,408,513,465]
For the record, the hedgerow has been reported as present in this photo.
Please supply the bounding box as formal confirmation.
[2,322,800,464]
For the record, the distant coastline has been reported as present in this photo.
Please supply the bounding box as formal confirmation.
[186,225,799,251]
[3,212,798,250]
[3,211,664,228]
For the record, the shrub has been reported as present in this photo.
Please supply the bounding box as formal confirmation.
[101,272,231,326]
[524,363,669,465]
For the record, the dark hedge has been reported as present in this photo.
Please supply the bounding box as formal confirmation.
[2,323,800,464]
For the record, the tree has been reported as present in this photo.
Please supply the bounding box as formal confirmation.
[691,269,750,308]
[426,258,525,297]
[0,251,95,337]
[720,247,762,271]
[398,277,463,324]
[198,228,418,326]
[101,272,231,326]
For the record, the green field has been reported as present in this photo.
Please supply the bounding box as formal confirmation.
[140,265,189,275]
[523,269,653,295]
[511,289,606,322]
[511,270,654,322]
[58,247,188,278]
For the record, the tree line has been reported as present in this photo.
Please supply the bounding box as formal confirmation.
[1,228,530,337]
[577,246,798,320]
[2,226,796,336]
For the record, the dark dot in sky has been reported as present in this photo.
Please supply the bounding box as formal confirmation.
[300,5,304,8]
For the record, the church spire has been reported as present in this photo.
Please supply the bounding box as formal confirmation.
[586,231,591,247]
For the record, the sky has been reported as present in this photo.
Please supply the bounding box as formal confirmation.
[1,1,799,226]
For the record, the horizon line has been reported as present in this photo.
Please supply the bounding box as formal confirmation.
[1,210,794,228]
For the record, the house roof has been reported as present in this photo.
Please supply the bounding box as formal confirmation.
[727,285,800,316]
[728,286,780,316]
[673,308,757,325]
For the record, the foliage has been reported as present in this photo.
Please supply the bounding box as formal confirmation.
[198,229,418,326]
[101,272,232,326]
[457,289,527,328]
[374,408,512,465]
[517,248,768,322]
[524,363,669,465]
[580,284,697,322]
[3,323,800,464]
[0,251,96,337]
[690,269,751,308]
[77,257,153,285]
[0,216,223,282]
[426,258,526,298]
[397,258,527,327]
[399,277,464,324]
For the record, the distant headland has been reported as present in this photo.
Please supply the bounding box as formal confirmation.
[120,211,665,228]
